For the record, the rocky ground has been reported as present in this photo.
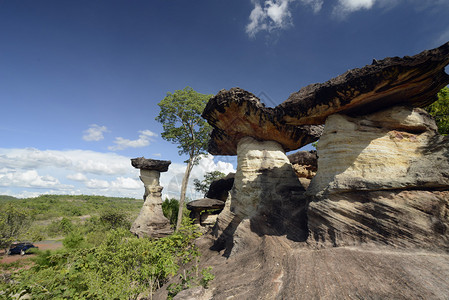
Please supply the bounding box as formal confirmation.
[156,234,449,300]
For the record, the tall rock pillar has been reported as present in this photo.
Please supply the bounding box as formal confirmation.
[130,157,173,239]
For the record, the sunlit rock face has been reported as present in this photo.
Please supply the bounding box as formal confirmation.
[130,158,173,239]
[307,106,449,249]
[278,42,449,125]
[308,190,449,249]
[307,106,449,197]
[213,137,308,256]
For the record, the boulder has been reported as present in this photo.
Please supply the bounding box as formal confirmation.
[130,157,173,238]
[278,41,449,125]
[187,198,225,225]
[205,172,235,202]
[154,43,449,300]
[287,150,317,180]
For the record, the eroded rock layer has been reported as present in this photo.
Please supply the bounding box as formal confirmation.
[308,190,449,250]
[156,234,449,300]
[307,106,449,197]
[131,157,171,172]
[202,88,323,155]
[306,106,449,249]
[278,42,449,125]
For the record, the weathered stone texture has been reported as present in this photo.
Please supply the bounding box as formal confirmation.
[213,137,308,255]
[130,166,172,238]
[205,172,235,202]
[278,42,449,125]
[307,106,449,198]
[288,150,317,180]
[306,106,449,249]
[187,198,225,226]
[131,157,171,172]
[202,88,323,155]
[308,190,449,250]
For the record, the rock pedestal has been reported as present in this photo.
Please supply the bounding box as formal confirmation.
[307,106,449,249]
[130,157,173,239]
[213,137,308,256]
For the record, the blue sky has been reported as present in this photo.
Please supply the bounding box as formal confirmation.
[1,0,448,199]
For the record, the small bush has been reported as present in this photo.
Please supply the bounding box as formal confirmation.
[63,231,85,249]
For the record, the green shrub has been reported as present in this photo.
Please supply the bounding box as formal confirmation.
[63,231,86,249]
[99,209,130,230]
[46,217,73,237]
[162,198,191,226]
[162,198,180,225]
[1,222,206,299]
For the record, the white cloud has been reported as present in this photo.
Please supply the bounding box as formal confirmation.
[86,178,110,189]
[0,169,70,189]
[246,0,323,37]
[247,0,293,37]
[0,148,131,176]
[332,0,375,17]
[339,0,375,11]
[85,177,141,191]
[83,124,107,141]
[161,154,236,201]
[0,148,235,200]
[332,0,448,18]
[67,173,88,182]
[110,177,141,189]
[108,130,157,151]
[246,0,448,33]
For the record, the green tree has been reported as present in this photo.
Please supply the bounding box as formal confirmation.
[156,87,213,231]
[426,86,449,135]
[193,171,226,197]
[0,203,32,253]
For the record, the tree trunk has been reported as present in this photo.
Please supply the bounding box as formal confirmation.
[175,158,194,232]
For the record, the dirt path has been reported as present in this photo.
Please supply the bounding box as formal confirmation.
[0,240,63,265]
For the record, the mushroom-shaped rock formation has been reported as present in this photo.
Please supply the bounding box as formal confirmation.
[186,198,225,226]
[130,157,173,239]
[202,88,324,155]
[211,137,309,256]
[278,42,449,125]
[154,43,449,300]
[307,106,449,249]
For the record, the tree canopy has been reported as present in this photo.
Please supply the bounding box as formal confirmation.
[426,86,449,135]
[156,87,212,162]
[194,171,226,197]
[156,87,213,231]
